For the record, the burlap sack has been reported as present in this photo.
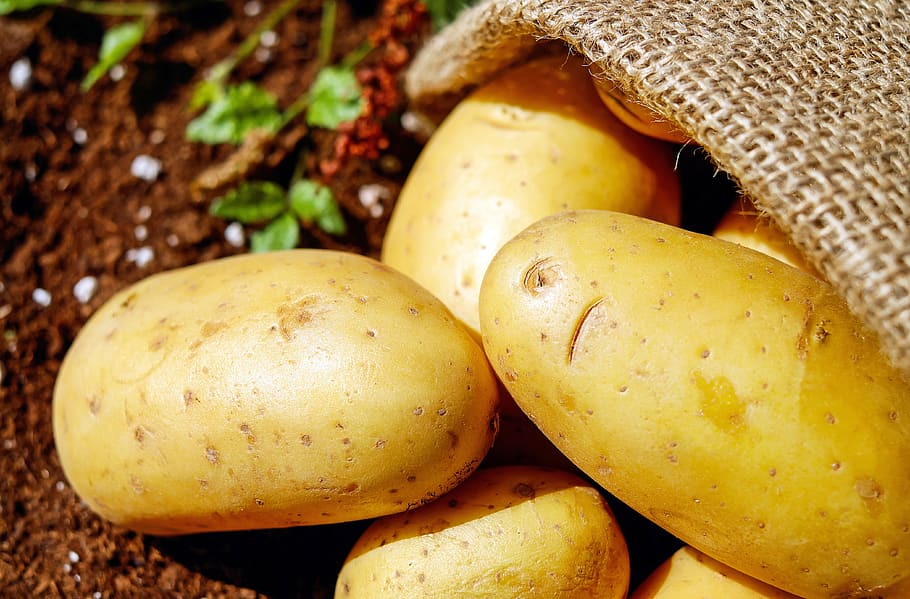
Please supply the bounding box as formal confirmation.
[404,0,910,379]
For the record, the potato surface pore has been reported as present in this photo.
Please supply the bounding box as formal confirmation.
[335,465,630,598]
[479,210,910,598]
[382,53,681,336]
[53,250,499,535]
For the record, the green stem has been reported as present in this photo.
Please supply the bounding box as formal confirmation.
[317,0,336,69]
[206,0,304,85]
[60,0,210,16]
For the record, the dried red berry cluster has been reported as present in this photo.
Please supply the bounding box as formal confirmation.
[320,0,428,177]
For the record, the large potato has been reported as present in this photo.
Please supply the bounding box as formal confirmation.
[335,465,630,598]
[713,196,819,278]
[53,250,499,535]
[479,210,910,598]
[382,53,681,338]
[631,546,799,598]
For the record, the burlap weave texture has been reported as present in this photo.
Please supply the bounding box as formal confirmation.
[405,0,910,378]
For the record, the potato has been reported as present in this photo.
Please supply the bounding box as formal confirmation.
[335,465,630,598]
[53,249,499,535]
[479,210,910,598]
[713,196,819,278]
[382,53,681,338]
[589,75,691,145]
[631,546,800,598]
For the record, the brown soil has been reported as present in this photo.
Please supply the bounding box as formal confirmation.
[0,0,738,595]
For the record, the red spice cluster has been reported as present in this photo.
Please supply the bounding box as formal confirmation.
[320,0,428,177]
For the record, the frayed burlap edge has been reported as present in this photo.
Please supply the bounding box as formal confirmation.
[405,0,910,378]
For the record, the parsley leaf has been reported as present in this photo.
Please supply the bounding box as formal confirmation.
[250,212,300,252]
[81,19,146,90]
[210,181,288,223]
[289,179,346,235]
[186,82,283,145]
[306,65,364,129]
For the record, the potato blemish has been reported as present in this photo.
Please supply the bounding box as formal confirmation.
[276,295,320,340]
[693,372,746,432]
[522,257,560,295]
[568,297,609,364]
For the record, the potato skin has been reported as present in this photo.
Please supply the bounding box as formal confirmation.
[53,250,499,535]
[382,53,681,337]
[713,196,819,278]
[631,546,799,598]
[479,210,910,598]
[335,465,630,598]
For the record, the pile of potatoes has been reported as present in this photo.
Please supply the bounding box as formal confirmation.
[53,54,910,598]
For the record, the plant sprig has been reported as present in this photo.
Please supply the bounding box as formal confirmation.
[188,0,371,249]
[2,0,214,89]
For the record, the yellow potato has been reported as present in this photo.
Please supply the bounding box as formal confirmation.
[713,196,820,278]
[589,76,692,145]
[382,53,681,338]
[335,465,630,598]
[631,546,800,598]
[479,209,910,598]
[53,250,499,535]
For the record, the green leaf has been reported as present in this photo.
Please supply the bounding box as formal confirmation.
[0,0,59,14]
[81,19,146,91]
[250,212,300,252]
[210,181,288,223]
[305,65,365,129]
[188,79,223,111]
[186,82,283,145]
[288,179,346,235]
[422,0,478,31]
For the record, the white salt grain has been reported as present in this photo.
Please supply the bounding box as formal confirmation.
[73,276,99,304]
[126,246,155,268]
[224,222,245,247]
[260,30,278,47]
[130,155,162,182]
[9,58,32,91]
[72,128,88,145]
[109,64,126,81]
[243,0,262,15]
[32,288,52,307]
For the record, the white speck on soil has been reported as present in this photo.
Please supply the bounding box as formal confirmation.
[137,205,152,221]
[255,47,273,63]
[244,0,262,15]
[358,183,391,208]
[224,222,245,247]
[260,30,278,47]
[166,234,179,247]
[32,288,52,307]
[109,64,126,81]
[72,128,88,145]
[149,129,165,144]
[126,246,155,268]
[73,276,99,304]
[130,155,163,182]
[55,481,66,492]
[68,550,80,563]
[9,58,32,91]
[62,563,72,574]
[134,224,148,241]
[0,304,11,319]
